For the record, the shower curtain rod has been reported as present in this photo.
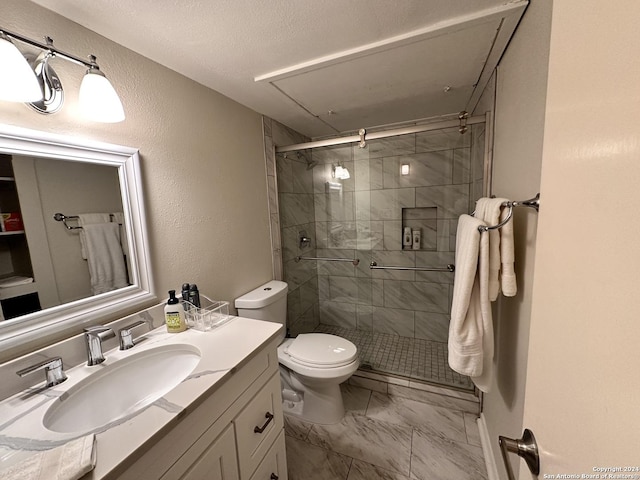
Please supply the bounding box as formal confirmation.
[275,114,486,153]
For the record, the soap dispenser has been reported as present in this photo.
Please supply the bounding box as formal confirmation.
[165,290,187,333]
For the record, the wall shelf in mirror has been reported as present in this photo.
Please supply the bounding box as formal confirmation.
[0,124,155,358]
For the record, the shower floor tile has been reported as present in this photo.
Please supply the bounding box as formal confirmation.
[314,324,473,391]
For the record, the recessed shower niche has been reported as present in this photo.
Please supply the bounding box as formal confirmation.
[402,207,437,251]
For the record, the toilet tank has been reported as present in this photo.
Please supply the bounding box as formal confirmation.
[235,281,288,339]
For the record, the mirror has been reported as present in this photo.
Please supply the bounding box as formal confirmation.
[0,124,155,352]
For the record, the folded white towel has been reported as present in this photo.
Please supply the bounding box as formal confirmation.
[78,213,111,260]
[83,223,128,295]
[474,197,508,301]
[110,212,129,258]
[499,206,517,297]
[0,434,96,480]
[448,214,492,381]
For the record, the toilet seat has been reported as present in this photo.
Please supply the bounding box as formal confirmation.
[284,333,357,368]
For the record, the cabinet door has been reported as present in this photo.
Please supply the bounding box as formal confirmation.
[234,373,284,479]
[162,424,239,480]
[249,430,287,480]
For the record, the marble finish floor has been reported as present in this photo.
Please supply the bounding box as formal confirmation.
[285,384,486,480]
[315,324,474,391]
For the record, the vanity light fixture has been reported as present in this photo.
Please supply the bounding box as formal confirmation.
[0,27,125,122]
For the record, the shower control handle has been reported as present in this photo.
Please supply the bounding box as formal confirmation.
[254,411,274,434]
[499,428,540,480]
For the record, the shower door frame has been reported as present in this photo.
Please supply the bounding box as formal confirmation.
[265,112,493,389]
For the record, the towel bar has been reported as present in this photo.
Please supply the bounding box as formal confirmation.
[369,261,455,272]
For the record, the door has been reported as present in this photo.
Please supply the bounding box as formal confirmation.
[517,0,640,477]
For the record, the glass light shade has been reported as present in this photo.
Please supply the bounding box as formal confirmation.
[334,165,350,180]
[0,36,43,102]
[78,70,125,123]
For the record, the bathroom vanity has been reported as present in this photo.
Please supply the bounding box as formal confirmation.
[0,315,287,480]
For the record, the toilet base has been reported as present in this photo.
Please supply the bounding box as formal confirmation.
[281,381,345,424]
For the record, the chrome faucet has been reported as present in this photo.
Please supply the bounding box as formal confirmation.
[84,326,115,366]
[118,320,150,350]
[16,357,67,388]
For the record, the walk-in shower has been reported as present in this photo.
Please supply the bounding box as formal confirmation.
[268,115,488,392]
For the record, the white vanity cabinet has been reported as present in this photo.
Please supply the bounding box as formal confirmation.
[114,336,287,480]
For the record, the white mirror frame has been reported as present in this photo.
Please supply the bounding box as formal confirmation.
[0,124,155,352]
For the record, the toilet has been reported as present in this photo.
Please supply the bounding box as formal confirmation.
[235,280,359,424]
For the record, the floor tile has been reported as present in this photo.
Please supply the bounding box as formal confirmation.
[347,459,411,480]
[366,392,466,443]
[284,414,313,441]
[463,412,481,447]
[307,412,413,476]
[388,384,479,414]
[410,429,487,480]
[341,384,372,415]
[285,435,352,480]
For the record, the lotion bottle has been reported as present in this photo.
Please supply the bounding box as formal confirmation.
[412,228,421,250]
[403,227,412,248]
[165,290,187,333]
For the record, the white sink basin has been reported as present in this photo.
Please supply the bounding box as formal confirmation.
[43,344,201,433]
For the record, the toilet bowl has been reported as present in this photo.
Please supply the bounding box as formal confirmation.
[235,281,359,424]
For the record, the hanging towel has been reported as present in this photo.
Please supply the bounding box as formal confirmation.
[110,212,129,258]
[499,206,517,297]
[77,213,111,260]
[0,434,96,480]
[83,223,128,295]
[448,214,492,387]
[473,197,508,301]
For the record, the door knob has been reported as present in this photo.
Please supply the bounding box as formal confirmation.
[499,428,540,480]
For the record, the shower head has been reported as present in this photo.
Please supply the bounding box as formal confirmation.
[297,151,317,170]
[280,150,317,170]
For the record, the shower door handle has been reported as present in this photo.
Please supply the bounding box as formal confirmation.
[498,428,540,480]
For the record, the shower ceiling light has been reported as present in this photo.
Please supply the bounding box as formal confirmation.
[0,27,125,123]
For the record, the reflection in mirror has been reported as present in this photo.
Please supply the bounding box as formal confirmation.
[0,154,128,321]
[0,124,154,354]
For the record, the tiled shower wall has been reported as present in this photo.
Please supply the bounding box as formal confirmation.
[262,117,321,335]
[263,116,485,345]
[312,126,485,341]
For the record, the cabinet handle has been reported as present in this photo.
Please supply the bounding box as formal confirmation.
[254,411,274,434]
[270,474,278,480]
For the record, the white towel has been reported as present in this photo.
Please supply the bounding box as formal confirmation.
[110,212,129,258]
[83,223,128,295]
[448,214,493,387]
[0,434,96,480]
[77,213,111,260]
[499,206,517,297]
[474,197,507,301]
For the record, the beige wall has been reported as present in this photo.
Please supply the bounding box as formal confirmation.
[481,1,553,478]
[0,0,273,359]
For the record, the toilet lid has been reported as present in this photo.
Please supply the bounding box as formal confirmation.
[285,333,358,367]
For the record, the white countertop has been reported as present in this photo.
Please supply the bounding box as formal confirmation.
[0,317,282,479]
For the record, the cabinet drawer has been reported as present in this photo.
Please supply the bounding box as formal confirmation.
[161,423,239,480]
[234,373,283,479]
[249,429,287,480]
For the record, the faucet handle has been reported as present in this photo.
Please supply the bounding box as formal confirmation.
[118,320,150,350]
[16,357,67,388]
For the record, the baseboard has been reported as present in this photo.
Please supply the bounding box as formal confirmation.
[478,413,500,480]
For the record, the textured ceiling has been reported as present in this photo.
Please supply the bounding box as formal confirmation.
[30,0,527,139]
